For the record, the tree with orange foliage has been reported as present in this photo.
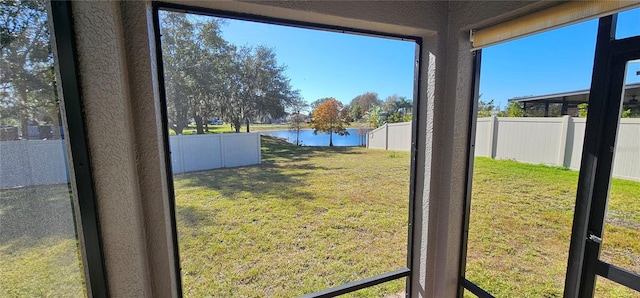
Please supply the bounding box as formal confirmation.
[310,97,350,146]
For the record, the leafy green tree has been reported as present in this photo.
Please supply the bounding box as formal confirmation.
[349,104,362,121]
[160,12,228,134]
[364,105,385,128]
[288,97,308,145]
[504,102,524,117]
[477,99,495,118]
[348,92,382,121]
[578,103,588,118]
[160,12,297,134]
[1,0,59,138]
[310,97,349,146]
[234,46,296,132]
[382,94,412,123]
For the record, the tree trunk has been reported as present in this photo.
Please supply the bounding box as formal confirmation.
[194,115,204,134]
[51,105,61,139]
[172,123,185,135]
[21,117,29,140]
[18,87,29,139]
[245,118,250,133]
[233,121,241,133]
[329,131,333,147]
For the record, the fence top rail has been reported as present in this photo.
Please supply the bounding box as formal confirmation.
[495,117,565,123]
[387,122,411,127]
[368,124,387,135]
[170,132,260,139]
[620,118,640,124]
[476,117,638,124]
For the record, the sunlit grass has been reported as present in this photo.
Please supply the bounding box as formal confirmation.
[0,185,85,297]
[466,157,640,298]
[174,136,410,297]
[1,140,638,297]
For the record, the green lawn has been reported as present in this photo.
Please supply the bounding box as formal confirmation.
[0,185,85,297]
[1,137,638,297]
[466,158,640,298]
[174,136,411,297]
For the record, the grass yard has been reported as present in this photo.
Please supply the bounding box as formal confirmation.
[466,158,640,298]
[1,137,638,297]
[173,136,411,297]
[0,185,85,297]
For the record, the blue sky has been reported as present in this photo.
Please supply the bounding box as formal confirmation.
[217,18,415,106]
[211,7,639,109]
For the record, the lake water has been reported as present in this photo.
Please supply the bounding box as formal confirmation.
[263,128,369,146]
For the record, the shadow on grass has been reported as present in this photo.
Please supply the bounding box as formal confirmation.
[0,184,77,249]
[177,136,364,202]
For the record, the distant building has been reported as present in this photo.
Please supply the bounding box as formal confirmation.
[508,82,640,117]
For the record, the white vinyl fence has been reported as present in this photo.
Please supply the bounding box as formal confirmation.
[367,117,640,181]
[0,140,69,189]
[366,122,412,151]
[476,116,640,181]
[0,133,261,189]
[169,133,261,174]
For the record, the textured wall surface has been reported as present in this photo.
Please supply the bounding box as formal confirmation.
[63,1,550,297]
[71,2,151,296]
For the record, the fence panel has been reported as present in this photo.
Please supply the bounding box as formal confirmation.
[331,117,640,181]
[1,134,261,189]
[221,133,261,168]
[0,140,68,188]
[169,133,260,174]
[567,118,586,170]
[367,125,388,150]
[171,134,224,173]
[475,118,492,157]
[494,118,564,166]
[387,123,412,151]
[612,119,640,181]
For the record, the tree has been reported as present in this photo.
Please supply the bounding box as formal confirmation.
[1,0,59,139]
[364,105,385,128]
[504,102,524,117]
[348,92,382,121]
[160,12,232,135]
[382,94,412,123]
[310,97,349,146]
[288,97,308,146]
[309,97,332,115]
[160,12,296,134]
[233,45,296,132]
[578,103,588,118]
[477,99,495,117]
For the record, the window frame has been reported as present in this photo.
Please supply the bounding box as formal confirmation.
[150,1,422,296]
[48,1,109,297]
[459,12,640,298]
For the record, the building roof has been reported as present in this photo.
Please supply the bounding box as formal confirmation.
[508,82,640,105]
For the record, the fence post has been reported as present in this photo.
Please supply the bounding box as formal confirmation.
[558,115,571,167]
[220,133,226,168]
[488,116,497,159]
[385,123,389,150]
[256,133,261,163]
